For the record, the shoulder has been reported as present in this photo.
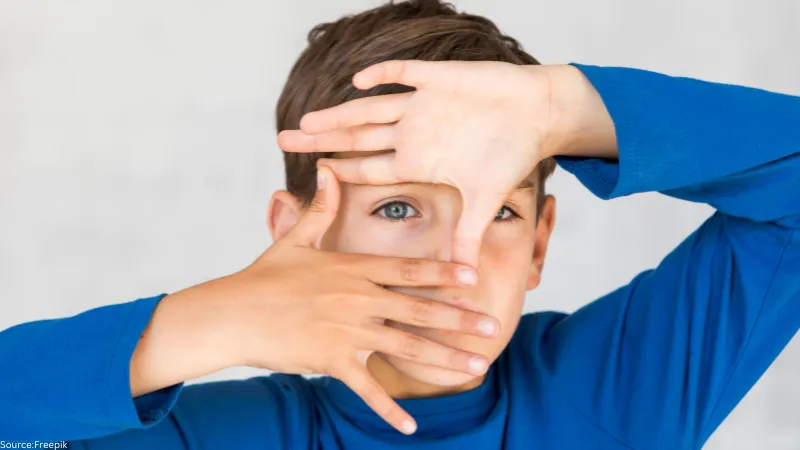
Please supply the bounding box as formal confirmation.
[504,311,567,364]
[509,311,567,350]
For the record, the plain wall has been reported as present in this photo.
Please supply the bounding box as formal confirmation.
[0,1,797,448]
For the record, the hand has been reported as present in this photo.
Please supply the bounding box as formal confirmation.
[132,167,500,435]
[277,61,616,267]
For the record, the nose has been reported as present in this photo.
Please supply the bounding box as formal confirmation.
[424,217,455,262]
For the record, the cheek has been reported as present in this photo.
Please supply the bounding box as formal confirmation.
[481,224,536,272]
[321,207,428,257]
[477,229,536,319]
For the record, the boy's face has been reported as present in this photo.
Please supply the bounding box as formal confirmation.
[269,157,556,390]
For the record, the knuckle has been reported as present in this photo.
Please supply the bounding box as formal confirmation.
[399,258,422,282]
[457,309,476,330]
[378,403,397,421]
[334,113,345,130]
[399,333,426,360]
[307,196,326,213]
[409,299,432,327]
[356,158,370,184]
[439,263,456,283]
[360,385,378,406]
[345,127,358,147]
[445,347,465,368]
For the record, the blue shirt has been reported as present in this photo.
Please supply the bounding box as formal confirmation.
[1,64,798,450]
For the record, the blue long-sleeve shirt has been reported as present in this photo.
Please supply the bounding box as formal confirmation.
[1,64,798,450]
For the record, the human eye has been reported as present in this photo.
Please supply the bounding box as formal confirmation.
[372,201,421,222]
[495,205,522,222]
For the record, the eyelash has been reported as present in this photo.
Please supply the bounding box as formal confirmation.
[371,201,522,222]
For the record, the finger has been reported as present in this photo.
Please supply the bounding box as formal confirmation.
[317,154,408,186]
[451,193,505,268]
[366,325,490,376]
[361,255,478,288]
[287,166,341,248]
[278,124,395,153]
[340,364,417,435]
[298,93,411,135]
[378,291,500,338]
[353,60,438,90]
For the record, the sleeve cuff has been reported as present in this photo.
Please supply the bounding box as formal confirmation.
[106,294,183,428]
[554,155,623,200]
[133,383,184,425]
[558,62,645,200]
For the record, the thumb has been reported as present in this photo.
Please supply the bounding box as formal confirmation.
[451,192,504,268]
[288,166,341,249]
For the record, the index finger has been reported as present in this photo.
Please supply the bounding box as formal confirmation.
[359,256,478,288]
[450,192,506,268]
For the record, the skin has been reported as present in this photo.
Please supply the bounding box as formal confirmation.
[268,162,556,398]
[132,166,500,436]
[279,63,617,266]
[130,61,616,435]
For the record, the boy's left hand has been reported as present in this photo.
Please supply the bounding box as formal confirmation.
[278,60,616,267]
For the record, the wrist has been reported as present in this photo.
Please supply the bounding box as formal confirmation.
[537,64,618,160]
[171,276,251,369]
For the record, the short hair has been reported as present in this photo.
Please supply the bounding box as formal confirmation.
[276,0,556,216]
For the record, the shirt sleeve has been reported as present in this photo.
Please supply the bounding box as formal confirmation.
[0,295,316,449]
[539,64,800,449]
[0,295,184,443]
[73,375,316,450]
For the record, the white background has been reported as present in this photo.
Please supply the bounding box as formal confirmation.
[1,1,797,448]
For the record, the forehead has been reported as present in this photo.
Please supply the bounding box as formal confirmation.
[332,151,538,190]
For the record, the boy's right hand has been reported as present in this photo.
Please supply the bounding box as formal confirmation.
[130,167,499,435]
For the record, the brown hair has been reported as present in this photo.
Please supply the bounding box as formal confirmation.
[276,0,556,216]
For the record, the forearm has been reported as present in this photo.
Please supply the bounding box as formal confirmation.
[131,276,243,397]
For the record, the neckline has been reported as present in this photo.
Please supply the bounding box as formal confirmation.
[320,364,500,435]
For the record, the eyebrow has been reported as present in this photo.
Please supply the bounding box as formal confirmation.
[517,178,537,189]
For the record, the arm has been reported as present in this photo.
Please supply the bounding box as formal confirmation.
[0,292,315,450]
[0,296,186,443]
[0,170,494,443]
[536,64,800,449]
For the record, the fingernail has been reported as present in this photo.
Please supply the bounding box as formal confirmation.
[477,319,497,337]
[402,419,417,435]
[317,170,327,190]
[468,356,488,375]
[456,268,477,286]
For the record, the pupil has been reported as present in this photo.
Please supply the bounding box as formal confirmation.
[388,204,407,219]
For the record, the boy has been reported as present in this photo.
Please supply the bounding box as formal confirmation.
[1,1,798,449]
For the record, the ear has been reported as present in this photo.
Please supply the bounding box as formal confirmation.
[526,195,556,290]
[268,190,304,241]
